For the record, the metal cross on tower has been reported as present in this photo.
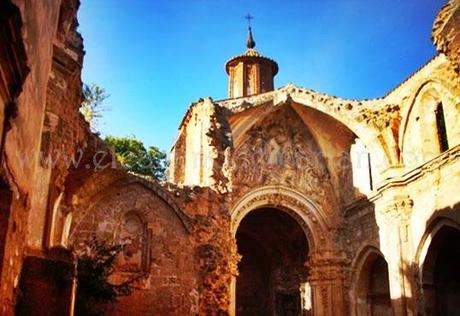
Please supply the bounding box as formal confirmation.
[245,13,254,27]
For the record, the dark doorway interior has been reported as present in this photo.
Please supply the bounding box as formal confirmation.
[367,256,392,316]
[423,225,460,316]
[236,208,309,316]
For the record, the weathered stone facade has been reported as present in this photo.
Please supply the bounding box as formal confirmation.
[1,1,460,316]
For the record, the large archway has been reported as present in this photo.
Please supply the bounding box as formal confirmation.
[235,208,311,316]
[421,224,460,315]
[229,186,344,316]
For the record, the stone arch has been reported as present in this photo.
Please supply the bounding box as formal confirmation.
[231,102,326,153]
[415,217,460,268]
[71,174,192,234]
[230,185,339,316]
[229,86,382,154]
[230,185,333,252]
[121,176,192,231]
[351,245,393,316]
[234,208,310,316]
[400,80,458,165]
[71,182,187,243]
[70,175,198,315]
[226,85,393,185]
[415,217,460,315]
[229,105,343,221]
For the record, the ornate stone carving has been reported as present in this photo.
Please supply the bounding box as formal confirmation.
[380,195,414,243]
[231,107,331,202]
[382,195,414,223]
[229,237,241,277]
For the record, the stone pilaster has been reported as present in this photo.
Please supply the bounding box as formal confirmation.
[308,253,348,316]
[381,196,415,316]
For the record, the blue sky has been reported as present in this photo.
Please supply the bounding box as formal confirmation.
[78,0,445,152]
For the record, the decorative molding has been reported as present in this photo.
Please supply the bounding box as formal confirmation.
[230,185,333,252]
[71,174,194,235]
[381,195,414,223]
[344,145,460,217]
[376,145,460,193]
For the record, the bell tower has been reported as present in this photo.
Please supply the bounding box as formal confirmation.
[225,16,278,99]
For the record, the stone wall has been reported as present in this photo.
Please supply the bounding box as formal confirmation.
[0,0,90,314]
[71,177,198,315]
[433,0,460,72]
[68,173,236,315]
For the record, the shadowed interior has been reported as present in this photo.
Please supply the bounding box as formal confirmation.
[236,208,309,316]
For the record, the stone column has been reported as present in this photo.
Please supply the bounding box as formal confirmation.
[308,253,347,316]
[380,196,415,316]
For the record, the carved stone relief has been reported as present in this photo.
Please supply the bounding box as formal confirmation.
[231,107,332,204]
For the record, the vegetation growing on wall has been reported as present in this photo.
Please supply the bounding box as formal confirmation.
[75,238,139,316]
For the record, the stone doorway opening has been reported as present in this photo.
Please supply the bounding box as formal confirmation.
[235,208,310,316]
[355,249,392,316]
[422,225,460,315]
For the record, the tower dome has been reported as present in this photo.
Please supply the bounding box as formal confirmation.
[225,26,278,98]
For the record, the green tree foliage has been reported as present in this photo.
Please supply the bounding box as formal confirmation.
[75,238,137,316]
[80,83,109,131]
[105,135,168,180]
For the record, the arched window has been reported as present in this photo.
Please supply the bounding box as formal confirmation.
[402,86,451,166]
[435,102,449,152]
[117,211,148,272]
[350,139,373,193]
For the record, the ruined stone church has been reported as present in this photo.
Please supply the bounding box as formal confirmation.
[1,0,460,315]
